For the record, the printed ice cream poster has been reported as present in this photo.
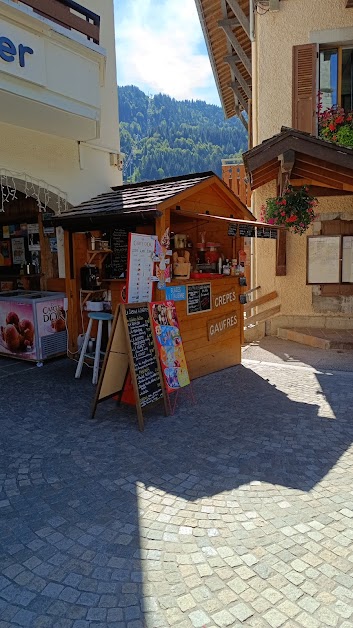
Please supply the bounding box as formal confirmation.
[150,301,190,393]
[36,300,66,338]
[0,302,36,359]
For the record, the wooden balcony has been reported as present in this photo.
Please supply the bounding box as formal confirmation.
[222,163,252,208]
[15,0,100,44]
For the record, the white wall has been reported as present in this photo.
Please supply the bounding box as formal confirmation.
[0,0,122,209]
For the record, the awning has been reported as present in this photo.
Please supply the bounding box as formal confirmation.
[173,209,283,229]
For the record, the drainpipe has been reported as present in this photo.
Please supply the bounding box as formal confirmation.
[249,0,258,302]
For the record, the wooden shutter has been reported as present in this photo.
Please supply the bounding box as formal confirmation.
[292,44,318,134]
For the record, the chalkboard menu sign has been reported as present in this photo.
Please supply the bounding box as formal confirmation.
[125,305,164,408]
[106,227,131,278]
[239,224,256,238]
[187,283,212,315]
[257,227,278,239]
[228,223,238,237]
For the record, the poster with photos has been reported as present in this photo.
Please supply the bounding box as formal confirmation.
[11,237,26,265]
[28,224,40,251]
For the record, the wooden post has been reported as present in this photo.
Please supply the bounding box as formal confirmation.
[64,230,79,354]
[155,208,170,301]
[276,229,287,276]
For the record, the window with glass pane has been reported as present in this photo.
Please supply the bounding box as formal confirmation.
[319,49,338,110]
[341,48,353,112]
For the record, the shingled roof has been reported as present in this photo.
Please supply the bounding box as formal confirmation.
[52,171,254,228]
[59,172,214,220]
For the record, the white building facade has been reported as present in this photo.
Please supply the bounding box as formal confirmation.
[0,0,122,281]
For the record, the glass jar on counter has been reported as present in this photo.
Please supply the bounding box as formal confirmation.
[205,242,221,265]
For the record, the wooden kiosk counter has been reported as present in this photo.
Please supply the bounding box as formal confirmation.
[51,171,262,380]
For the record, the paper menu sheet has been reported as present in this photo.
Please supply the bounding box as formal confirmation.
[127,233,157,303]
[307,236,340,284]
[342,236,353,283]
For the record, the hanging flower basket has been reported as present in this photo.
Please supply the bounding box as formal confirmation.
[260,185,318,235]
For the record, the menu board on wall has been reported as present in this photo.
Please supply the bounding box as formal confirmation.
[150,301,190,393]
[187,283,212,315]
[307,236,341,284]
[107,227,131,279]
[126,233,157,303]
[239,225,256,238]
[124,305,164,408]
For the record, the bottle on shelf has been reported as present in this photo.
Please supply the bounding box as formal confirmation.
[223,259,231,275]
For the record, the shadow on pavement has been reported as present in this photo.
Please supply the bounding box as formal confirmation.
[0,357,352,625]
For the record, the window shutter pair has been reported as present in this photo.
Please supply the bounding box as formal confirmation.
[292,44,318,134]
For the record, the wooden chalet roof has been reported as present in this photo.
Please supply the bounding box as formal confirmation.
[243,127,353,194]
[194,0,251,125]
[53,171,255,228]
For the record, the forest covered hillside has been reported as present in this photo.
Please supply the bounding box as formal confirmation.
[118,85,247,182]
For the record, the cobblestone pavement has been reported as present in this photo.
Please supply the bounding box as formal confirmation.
[1,351,353,628]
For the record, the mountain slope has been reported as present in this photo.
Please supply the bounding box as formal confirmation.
[118,85,247,182]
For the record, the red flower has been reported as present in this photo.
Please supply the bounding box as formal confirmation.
[329,122,336,131]
[287,215,297,223]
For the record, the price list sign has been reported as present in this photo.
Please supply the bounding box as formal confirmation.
[187,283,212,315]
[125,306,164,408]
[107,227,130,278]
[127,233,157,303]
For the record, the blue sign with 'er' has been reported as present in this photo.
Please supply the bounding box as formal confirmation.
[0,36,33,68]
[165,285,187,301]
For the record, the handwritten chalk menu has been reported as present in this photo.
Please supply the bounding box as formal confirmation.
[150,301,190,394]
[187,283,212,315]
[125,305,164,408]
[239,224,256,238]
[127,233,157,302]
[257,227,278,239]
[228,223,238,237]
[92,303,168,431]
[107,228,130,278]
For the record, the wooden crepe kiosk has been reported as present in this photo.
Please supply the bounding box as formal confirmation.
[51,171,270,380]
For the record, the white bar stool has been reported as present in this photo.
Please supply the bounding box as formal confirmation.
[75,312,113,385]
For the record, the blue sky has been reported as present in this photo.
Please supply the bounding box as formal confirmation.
[114,0,220,105]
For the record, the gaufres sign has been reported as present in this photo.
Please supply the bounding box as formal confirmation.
[207,313,238,341]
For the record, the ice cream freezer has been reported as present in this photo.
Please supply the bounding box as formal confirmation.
[0,290,67,362]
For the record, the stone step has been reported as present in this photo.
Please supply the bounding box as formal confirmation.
[277,327,353,350]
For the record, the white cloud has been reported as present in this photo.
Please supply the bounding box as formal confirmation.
[114,0,220,104]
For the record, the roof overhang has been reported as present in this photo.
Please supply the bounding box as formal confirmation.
[243,127,353,195]
[194,0,251,127]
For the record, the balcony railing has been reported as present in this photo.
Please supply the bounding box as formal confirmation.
[15,0,100,44]
[222,162,252,209]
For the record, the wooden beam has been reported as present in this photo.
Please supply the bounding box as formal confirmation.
[225,57,252,99]
[346,0,353,7]
[219,23,252,76]
[245,305,281,327]
[229,82,248,113]
[279,150,295,174]
[244,291,278,312]
[239,111,248,131]
[218,17,240,28]
[224,53,242,65]
[225,0,250,38]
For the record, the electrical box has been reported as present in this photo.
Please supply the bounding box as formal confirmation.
[109,153,123,170]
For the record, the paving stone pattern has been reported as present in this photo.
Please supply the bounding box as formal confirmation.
[1,354,353,627]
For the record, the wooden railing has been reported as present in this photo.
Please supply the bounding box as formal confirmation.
[16,0,100,43]
[243,287,280,328]
[222,163,252,208]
